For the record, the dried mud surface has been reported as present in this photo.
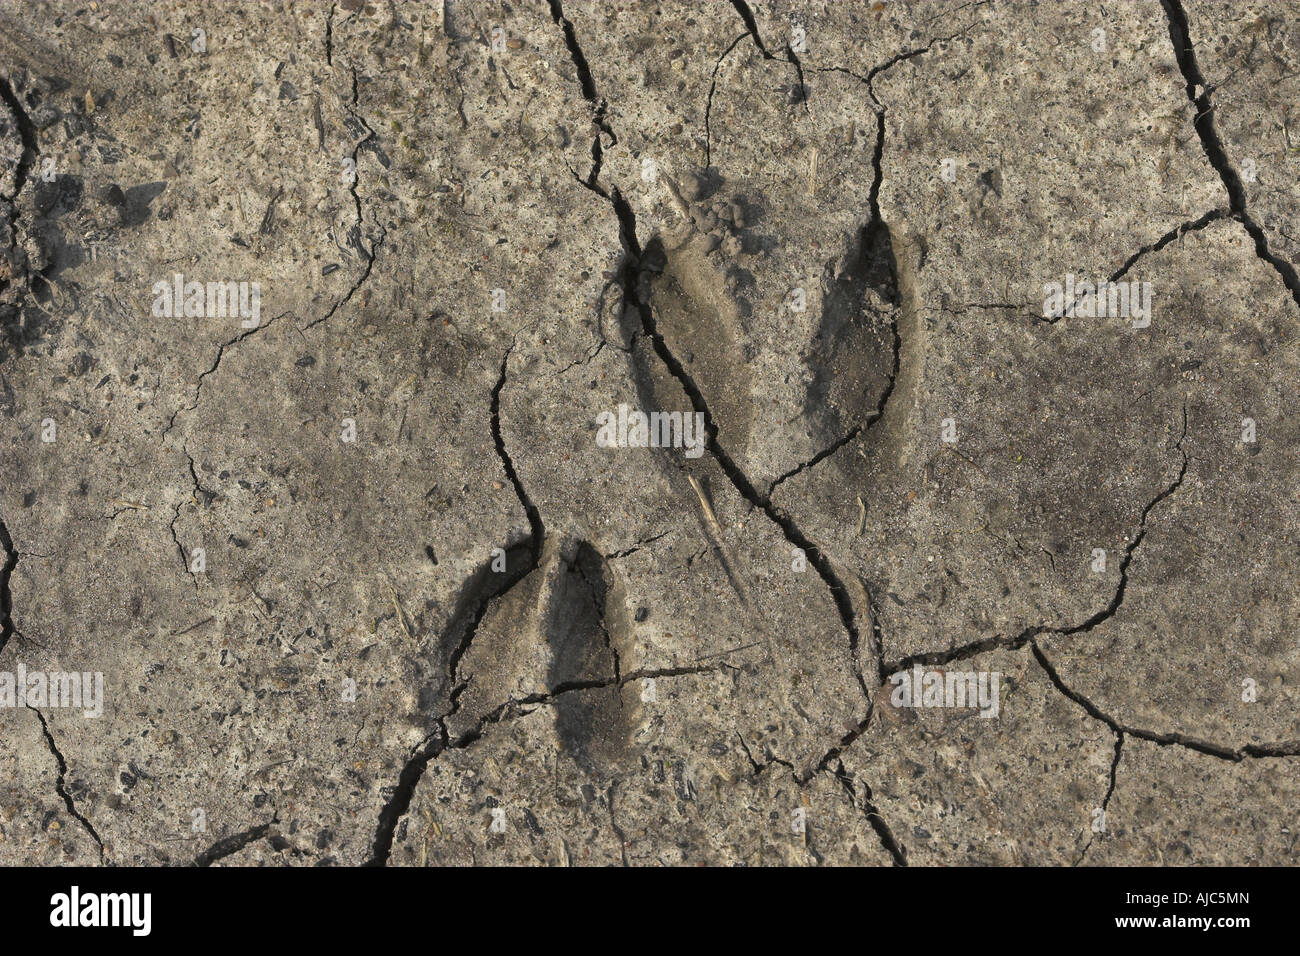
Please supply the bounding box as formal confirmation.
[0,1,1297,866]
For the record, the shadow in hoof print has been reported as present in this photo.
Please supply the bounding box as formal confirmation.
[444,537,633,771]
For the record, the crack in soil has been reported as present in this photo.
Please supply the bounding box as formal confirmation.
[828,758,907,866]
[194,819,276,867]
[1032,642,1300,762]
[304,225,386,331]
[30,706,105,860]
[1160,0,1300,310]
[704,33,749,169]
[0,512,19,653]
[883,406,1189,674]
[368,333,551,866]
[553,12,884,713]
[1074,730,1123,866]
[162,310,287,437]
[365,663,719,866]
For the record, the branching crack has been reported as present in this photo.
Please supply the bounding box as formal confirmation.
[813,9,989,112]
[726,1,810,111]
[882,406,1189,674]
[827,758,907,866]
[1032,642,1300,762]
[366,663,720,866]
[550,1,884,724]
[728,1,771,58]
[366,335,553,865]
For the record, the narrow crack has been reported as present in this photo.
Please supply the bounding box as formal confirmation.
[365,719,447,867]
[185,449,218,506]
[813,8,990,112]
[167,501,196,589]
[604,530,671,560]
[441,542,536,720]
[765,425,863,498]
[1160,0,1300,310]
[29,706,105,860]
[547,0,599,102]
[572,550,620,682]
[767,106,898,499]
[792,711,876,786]
[737,732,764,775]
[303,225,386,330]
[1074,731,1122,866]
[490,341,545,569]
[302,60,384,332]
[346,65,373,237]
[163,311,286,437]
[882,406,1188,674]
[1061,406,1188,635]
[442,339,545,718]
[705,33,749,168]
[784,43,811,113]
[1039,211,1231,323]
[1108,208,1228,283]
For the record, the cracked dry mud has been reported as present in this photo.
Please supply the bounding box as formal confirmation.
[0,0,1297,868]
